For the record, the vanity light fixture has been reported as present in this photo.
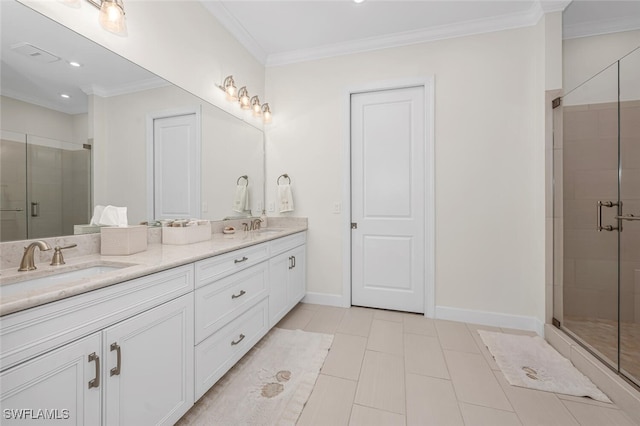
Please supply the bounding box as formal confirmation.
[222,75,237,100]
[238,87,251,110]
[250,96,262,116]
[261,103,272,124]
[86,0,128,36]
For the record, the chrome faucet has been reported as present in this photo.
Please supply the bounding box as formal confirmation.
[18,241,52,271]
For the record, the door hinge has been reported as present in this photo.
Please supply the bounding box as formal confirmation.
[351,222,357,229]
[552,97,561,109]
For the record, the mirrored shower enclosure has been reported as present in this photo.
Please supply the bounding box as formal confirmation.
[553,47,640,388]
[0,130,91,242]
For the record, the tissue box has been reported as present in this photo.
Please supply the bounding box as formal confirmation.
[101,225,148,255]
[162,222,211,245]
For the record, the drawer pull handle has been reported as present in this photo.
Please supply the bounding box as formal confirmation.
[88,352,100,389]
[232,290,246,299]
[231,334,246,346]
[110,343,121,376]
[234,256,248,264]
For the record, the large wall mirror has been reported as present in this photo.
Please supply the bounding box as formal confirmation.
[0,1,264,242]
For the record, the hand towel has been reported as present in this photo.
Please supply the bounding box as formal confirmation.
[232,184,250,213]
[278,183,294,213]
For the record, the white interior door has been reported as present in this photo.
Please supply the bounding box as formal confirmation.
[153,113,200,219]
[351,86,427,313]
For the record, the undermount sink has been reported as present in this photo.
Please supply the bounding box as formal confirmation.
[1,263,135,297]
[255,228,285,235]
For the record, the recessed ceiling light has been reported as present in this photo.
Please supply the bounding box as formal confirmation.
[354,0,365,3]
[60,93,71,99]
[68,61,82,67]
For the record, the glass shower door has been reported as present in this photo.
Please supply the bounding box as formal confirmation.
[558,47,640,388]
[0,130,28,241]
[561,61,620,371]
[619,48,640,387]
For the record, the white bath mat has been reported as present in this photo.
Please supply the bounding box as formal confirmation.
[178,328,333,425]
[478,330,611,403]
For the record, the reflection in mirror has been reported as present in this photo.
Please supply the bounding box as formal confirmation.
[0,1,264,242]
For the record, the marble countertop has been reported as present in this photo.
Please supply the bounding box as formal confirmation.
[0,226,306,317]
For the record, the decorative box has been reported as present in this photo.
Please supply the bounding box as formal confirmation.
[162,222,211,245]
[101,225,148,255]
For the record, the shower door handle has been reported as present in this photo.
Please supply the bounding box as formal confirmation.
[596,201,619,232]
[30,202,40,217]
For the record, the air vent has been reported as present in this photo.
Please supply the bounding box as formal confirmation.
[10,42,60,63]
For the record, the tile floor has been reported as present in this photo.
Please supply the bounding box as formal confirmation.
[275,303,638,426]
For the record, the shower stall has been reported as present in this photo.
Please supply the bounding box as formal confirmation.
[553,47,640,388]
[0,130,91,242]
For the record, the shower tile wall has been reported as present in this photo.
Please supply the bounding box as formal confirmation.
[562,101,640,324]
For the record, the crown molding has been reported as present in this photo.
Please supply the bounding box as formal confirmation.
[81,77,170,98]
[199,0,267,65]
[564,15,640,40]
[267,3,547,67]
[1,89,84,115]
[203,0,573,67]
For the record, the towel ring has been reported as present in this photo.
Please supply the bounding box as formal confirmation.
[237,175,249,186]
[277,174,291,185]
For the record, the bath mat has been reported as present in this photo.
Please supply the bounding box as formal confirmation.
[178,328,333,425]
[478,330,611,403]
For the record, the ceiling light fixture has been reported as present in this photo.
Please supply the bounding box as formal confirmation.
[238,86,251,110]
[68,61,82,67]
[87,0,127,36]
[60,93,71,99]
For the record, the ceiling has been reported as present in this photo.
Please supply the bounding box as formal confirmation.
[2,0,638,115]
[202,0,640,66]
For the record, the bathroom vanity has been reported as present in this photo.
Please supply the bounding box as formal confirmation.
[0,226,306,425]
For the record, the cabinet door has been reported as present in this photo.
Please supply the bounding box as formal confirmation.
[103,293,194,426]
[0,333,101,425]
[288,245,306,305]
[269,251,291,327]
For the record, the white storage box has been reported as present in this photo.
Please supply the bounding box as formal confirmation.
[162,222,211,245]
[101,225,148,255]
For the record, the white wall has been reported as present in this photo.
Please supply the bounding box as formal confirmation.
[1,96,85,144]
[265,23,552,327]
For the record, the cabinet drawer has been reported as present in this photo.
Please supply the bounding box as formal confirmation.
[270,232,306,257]
[0,265,194,371]
[194,298,269,399]
[195,262,268,343]
[195,243,269,288]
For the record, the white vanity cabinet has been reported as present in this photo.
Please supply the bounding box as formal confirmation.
[0,332,102,425]
[0,265,194,426]
[269,232,307,327]
[193,244,271,400]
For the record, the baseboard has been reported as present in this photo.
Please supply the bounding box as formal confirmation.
[435,305,545,336]
[301,292,347,308]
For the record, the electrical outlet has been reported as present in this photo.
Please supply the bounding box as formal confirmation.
[333,202,341,214]
[268,202,275,212]
[202,202,208,213]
